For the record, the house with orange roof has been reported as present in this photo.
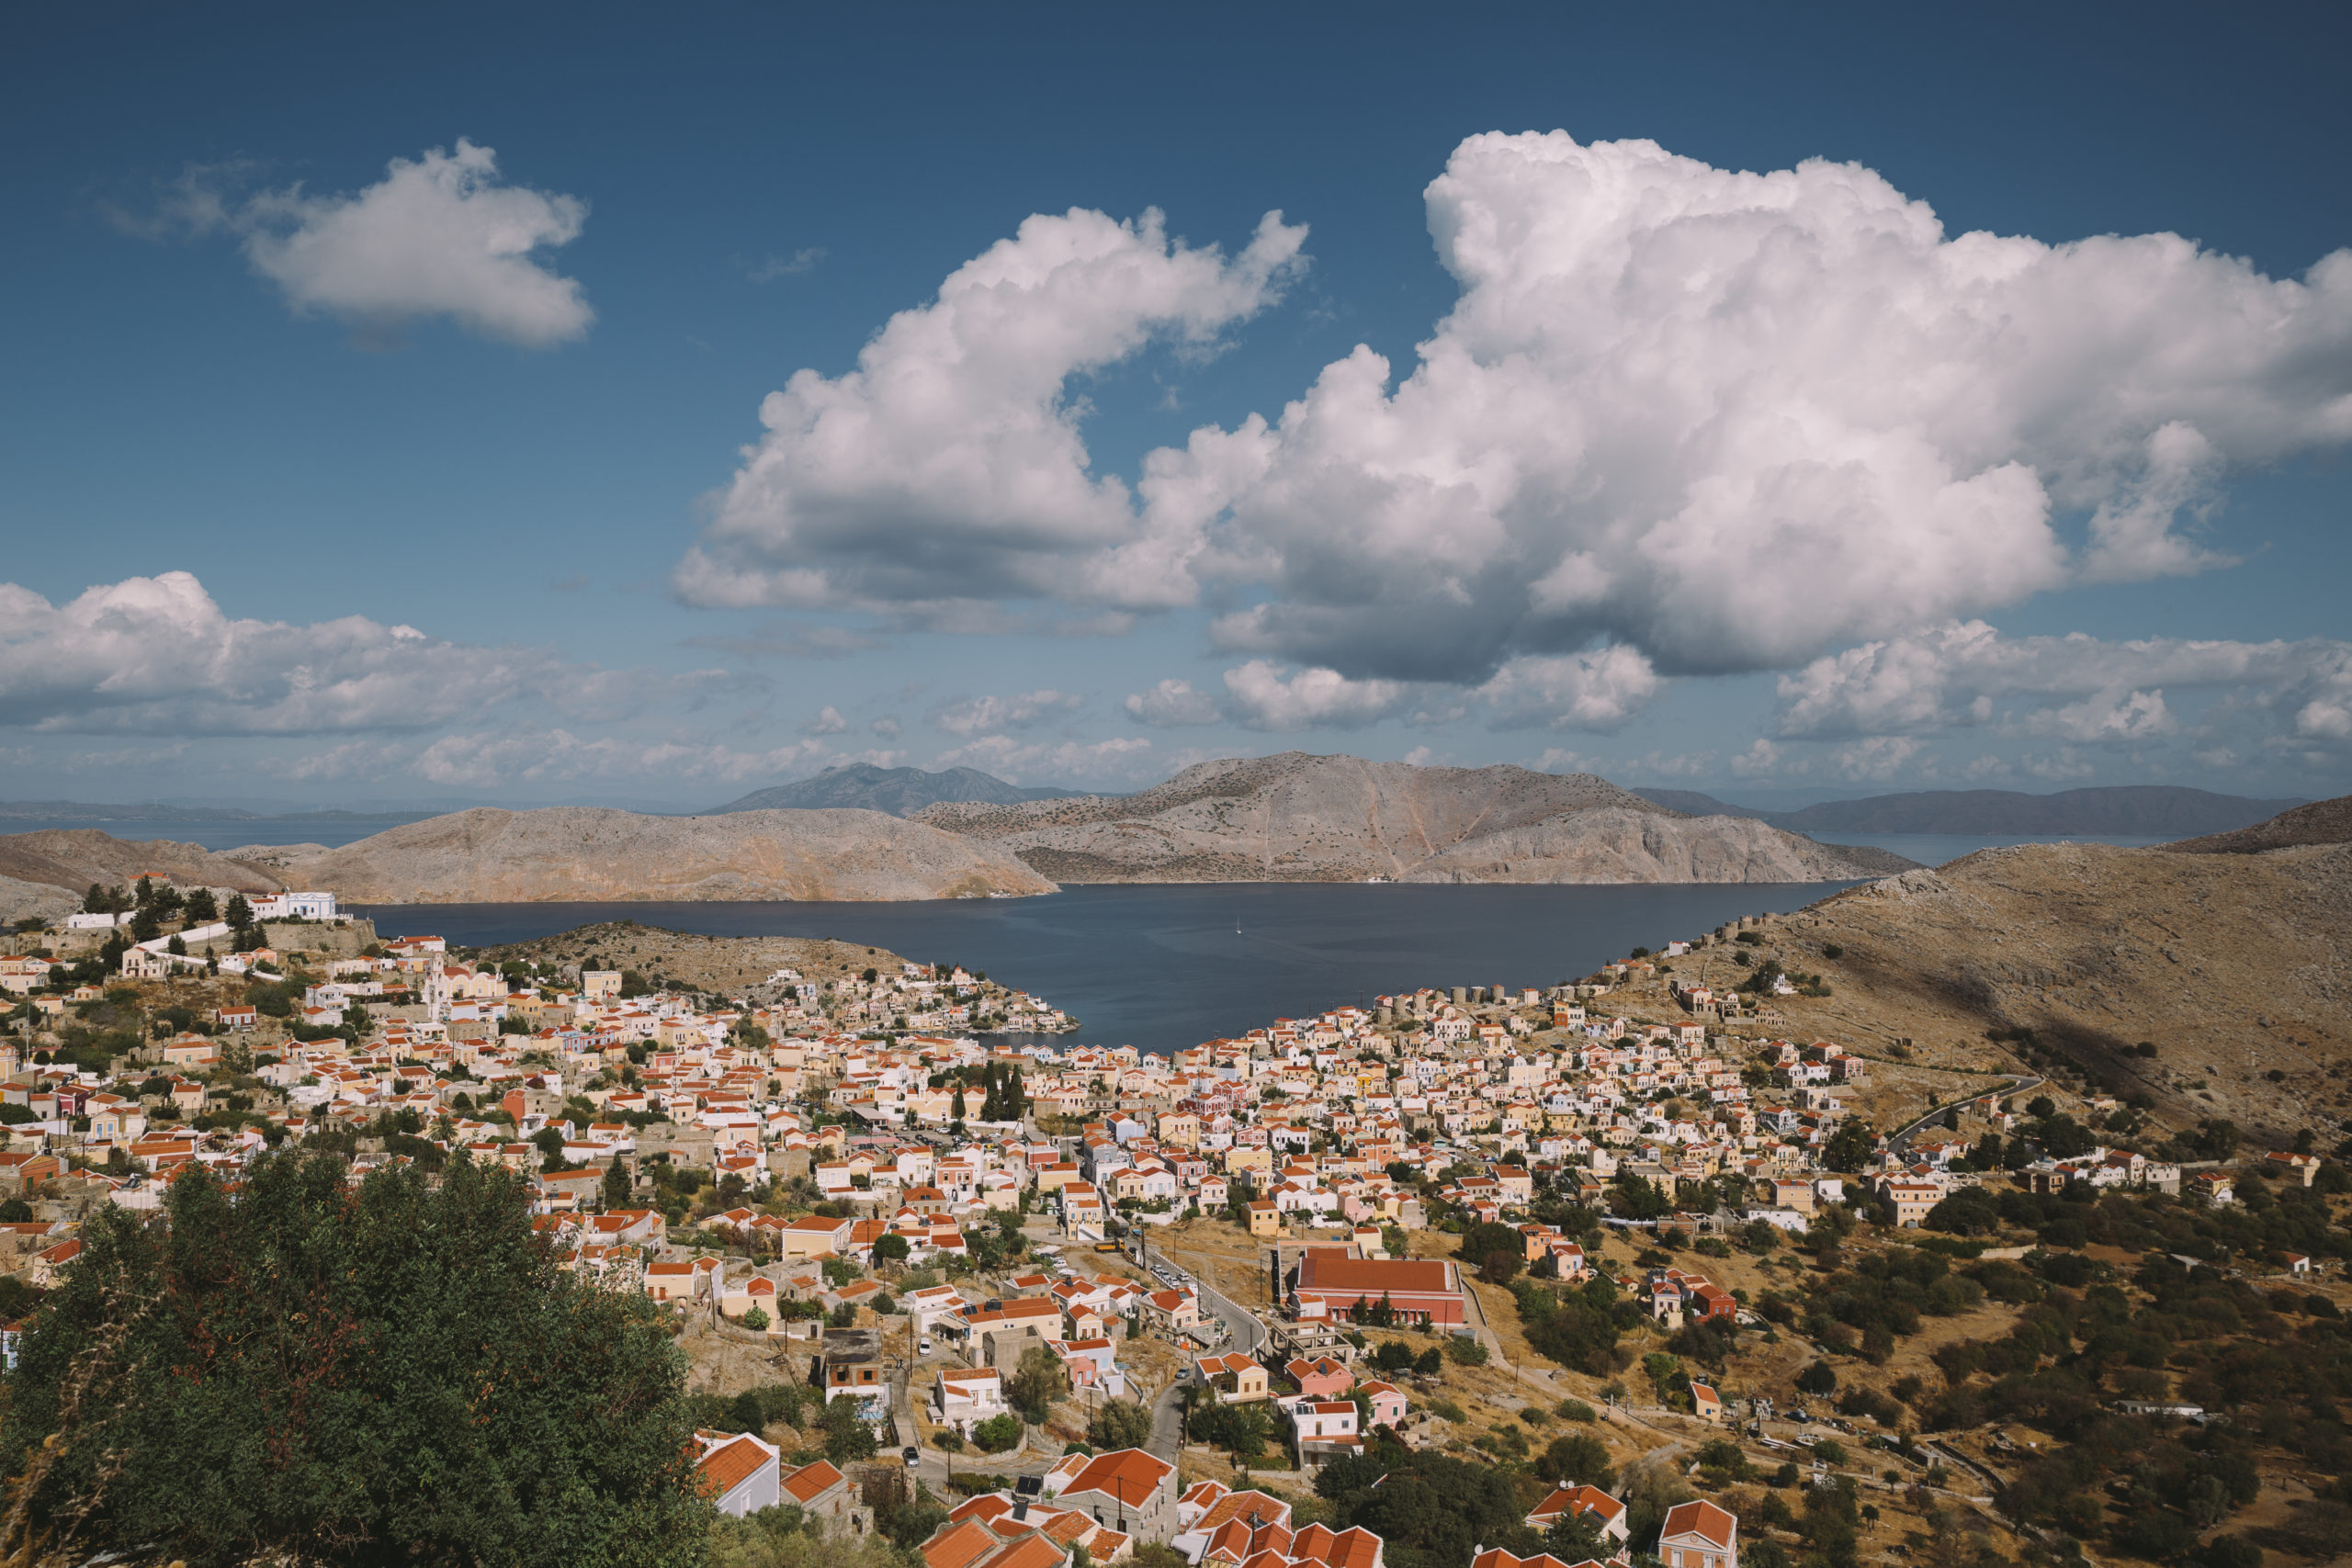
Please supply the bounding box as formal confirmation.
[1194,1350,1270,1404]
[695,1429,781,1517]
[1470,1549,1604,1568]
[1657,1498,1737,1568]
[1046,1448,1179,1541]
[780,1457,868,1532]
[1283,1357,1354,1399]
[1524,1484,1627,1545]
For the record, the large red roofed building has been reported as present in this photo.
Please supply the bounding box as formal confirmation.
[1657,1499,1737,1568]
[1046,1447,1179,1540]
[1290,1250,1464,1328]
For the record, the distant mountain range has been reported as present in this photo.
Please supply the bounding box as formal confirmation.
[707,763,1089,818]
[1626,784,2308,837]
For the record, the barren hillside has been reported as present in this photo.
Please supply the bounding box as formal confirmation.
[1734,839,2352,1143]
[247,807,1056,903]
[0,828,288,924]
[2163,790,2352,854]
[916,751,1905,883]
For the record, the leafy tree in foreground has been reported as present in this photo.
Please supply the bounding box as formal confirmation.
[4,1149,707,1568]
[1090,1397,1154,1451]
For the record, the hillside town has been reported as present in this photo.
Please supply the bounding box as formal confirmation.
[0,876,2340,1568]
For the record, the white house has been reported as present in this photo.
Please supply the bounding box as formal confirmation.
[934,1367,1008,1434]
[254,891,339,921]
[695,1431,782,1517]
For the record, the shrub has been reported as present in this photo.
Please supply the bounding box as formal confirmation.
[933,1428,965,1451]
[1444,1336,1489,1367]
[971,1414,1023,1454]
[740,1305,770,1332]
[1555,1398,1597,1423]
[1795,1360,1838,1395]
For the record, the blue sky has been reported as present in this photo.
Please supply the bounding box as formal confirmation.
[4,2,2349,809]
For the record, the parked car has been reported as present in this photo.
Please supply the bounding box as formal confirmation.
[902,1446,920,1466]
[919,1337,933,1355]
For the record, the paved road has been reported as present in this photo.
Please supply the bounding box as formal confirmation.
[1884,1073,2042,1158]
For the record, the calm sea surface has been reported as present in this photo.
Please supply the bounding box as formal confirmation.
[355,882,1857,1055]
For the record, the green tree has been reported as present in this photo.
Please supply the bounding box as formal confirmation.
[1457,1221,1521,1264]
[1535,1432,1615,1490]
[873,1233,910,1264]
[1007,1345,1066,1424]
[4,1151,707,1568]
[604,1153,635,1210]
[819,1396,877,1464]
[223,892,253,931]
[1090,1398,1154,1450]
[1824,1120,1876,1172]
[1611,1173,1670,1220]
[184,888,220,924]
[971,1414,1023,1453]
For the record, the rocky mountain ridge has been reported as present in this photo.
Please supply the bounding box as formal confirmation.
[915,751,1908,883]
[229,807,1056,904]
[1631,783,2306,836]
[707,762,1084,818]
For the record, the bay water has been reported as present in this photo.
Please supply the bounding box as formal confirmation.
[356,882,1857,1056]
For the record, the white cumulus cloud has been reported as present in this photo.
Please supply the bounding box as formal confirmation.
[1124,678,1225,728]
[1475,647,1662,731]
[1194,132,2352,682]
[928,689,1085,738]
[1772,620,2352,747]
[0,570,729,736]
[157,140,594,347]
[1218,661,1408,730]
[674,206,1308,616]
[675,131,2352,709]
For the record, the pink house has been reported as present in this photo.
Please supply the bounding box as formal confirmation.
[1358,1378,1408,1429]
[1284,1356,1355,1398]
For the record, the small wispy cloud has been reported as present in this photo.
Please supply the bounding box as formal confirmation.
[746,247,826,283]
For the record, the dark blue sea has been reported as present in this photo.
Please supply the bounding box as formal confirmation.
[354,882,1856,1055]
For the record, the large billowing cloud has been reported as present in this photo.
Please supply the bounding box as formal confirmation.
[1772,619,2352,749]
[163,140,593,346]
[676,131,2352,731]
[1201,132,2352,682]
[673,207,1308,615]
[0,571,726,735]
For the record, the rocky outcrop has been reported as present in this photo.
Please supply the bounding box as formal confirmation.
[916,751,1905,883]
[257,807,1057,904]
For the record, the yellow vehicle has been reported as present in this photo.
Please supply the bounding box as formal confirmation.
[1093,1242,1122,1253]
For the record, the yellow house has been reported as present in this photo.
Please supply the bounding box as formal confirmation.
[778,1214,854,1258]
[1156,1111,1201,1148]
[1247,1200,1282,1237]
[1223,1145,1273,1177]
